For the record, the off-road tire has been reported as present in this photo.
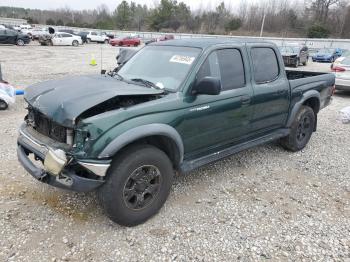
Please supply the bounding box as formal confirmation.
[0,99,8,110]
[280,106,315,152]
[16,39,25,46]
[72,40,79,47]
[98,144,174,226]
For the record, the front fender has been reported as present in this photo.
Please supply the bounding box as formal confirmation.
[98,123,184,163]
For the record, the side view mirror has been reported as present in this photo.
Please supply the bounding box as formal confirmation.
[192,77,221,96]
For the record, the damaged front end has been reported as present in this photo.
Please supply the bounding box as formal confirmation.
[17,76,164,192]
[17,122,109,192]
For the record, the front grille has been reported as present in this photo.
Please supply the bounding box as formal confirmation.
[27,109,67,143]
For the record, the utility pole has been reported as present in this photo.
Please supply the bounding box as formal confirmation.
[260,13,266,37]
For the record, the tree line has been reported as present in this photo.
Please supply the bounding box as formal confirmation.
[0,0,349,38]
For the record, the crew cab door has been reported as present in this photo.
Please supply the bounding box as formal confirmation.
[247,44,290,134]
[180,47,254,158]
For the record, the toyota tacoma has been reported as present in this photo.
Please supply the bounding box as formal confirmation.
[17,39,335,226]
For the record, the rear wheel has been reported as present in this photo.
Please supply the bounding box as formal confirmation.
[280,106,315,152]
[0,99,8,110]
[118,42,123,46]
[16,39,25,46]
[134,43,138,47]
[98,145,174,226]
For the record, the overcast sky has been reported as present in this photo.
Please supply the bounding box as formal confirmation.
[1,0,241,11]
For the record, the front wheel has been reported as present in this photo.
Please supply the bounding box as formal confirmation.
[16,39,25,46]
[72,40,79,47]
[98,145,174,226]
[280,106,315,152]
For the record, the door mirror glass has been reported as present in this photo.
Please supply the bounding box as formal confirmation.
[192,77,221,96]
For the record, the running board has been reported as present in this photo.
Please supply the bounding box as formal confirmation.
[179,129,290,174]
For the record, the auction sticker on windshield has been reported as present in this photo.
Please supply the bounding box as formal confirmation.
[170,55,195,65]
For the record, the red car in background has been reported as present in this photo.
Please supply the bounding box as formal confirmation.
[109,36,141,47]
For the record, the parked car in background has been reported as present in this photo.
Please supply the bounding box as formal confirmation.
[109,35,141,47]
[159,34,175,41]
[86,31,109,44]
[101,32,115,39]
[331,50,350,69]
[279,45,309,67]
[39,32,82,46]
[31,28,50,40]
[332,55,350,91]
[77,32,88,43]
[143,37,157,45]
[312,48,342,63]
[0,29,30,46]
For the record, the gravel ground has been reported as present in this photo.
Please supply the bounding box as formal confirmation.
[0,42,349,262]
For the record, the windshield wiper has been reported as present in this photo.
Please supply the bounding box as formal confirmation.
[130,78,159,89]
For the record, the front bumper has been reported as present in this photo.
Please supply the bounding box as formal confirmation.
[17,123,109,192]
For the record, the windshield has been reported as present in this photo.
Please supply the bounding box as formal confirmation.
[118,45,201,91]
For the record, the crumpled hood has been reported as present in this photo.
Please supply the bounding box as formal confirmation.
[25,75,164,127]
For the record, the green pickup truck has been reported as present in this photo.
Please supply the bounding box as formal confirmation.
[17,39,335,226]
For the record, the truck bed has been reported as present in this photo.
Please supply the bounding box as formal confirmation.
[286,70,335,110]
[286,70,335,90]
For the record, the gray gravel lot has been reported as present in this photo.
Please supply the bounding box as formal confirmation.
[0,42,349,262]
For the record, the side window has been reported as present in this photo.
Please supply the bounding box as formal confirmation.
[197,49,245,91]
[62,33,71,38]
[216,49,245,90]
[197,52,220,82]
[251,47,279,84]
[91,32,97,36]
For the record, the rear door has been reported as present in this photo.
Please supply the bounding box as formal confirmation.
[180,46,254,157]
[247,44,290,134]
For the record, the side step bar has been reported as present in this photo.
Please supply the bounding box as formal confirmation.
[179,129,290,174]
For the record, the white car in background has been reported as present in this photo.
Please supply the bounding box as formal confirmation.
[86,31,109,44]
[332,55,350,91]
[39,32,82,46]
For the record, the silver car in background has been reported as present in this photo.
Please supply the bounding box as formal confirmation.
[332,55,350,91]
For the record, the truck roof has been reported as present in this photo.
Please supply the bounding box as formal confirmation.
[151,37,270,49]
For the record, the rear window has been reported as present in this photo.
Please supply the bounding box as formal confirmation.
[251,47,279,84]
